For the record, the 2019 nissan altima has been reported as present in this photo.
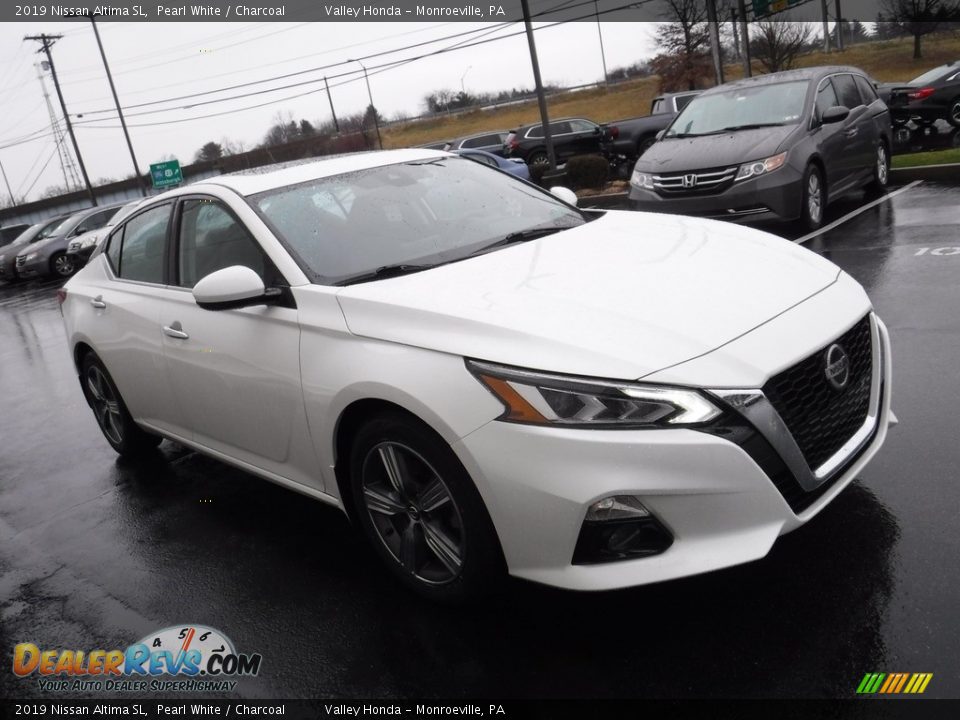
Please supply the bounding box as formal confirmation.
[62,150,894,602]
[630,67,892,231]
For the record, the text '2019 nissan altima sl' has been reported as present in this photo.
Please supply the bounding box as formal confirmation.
[630,67,892,231]
[62,150,894,602]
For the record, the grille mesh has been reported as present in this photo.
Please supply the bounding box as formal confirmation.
[763,316,873,471]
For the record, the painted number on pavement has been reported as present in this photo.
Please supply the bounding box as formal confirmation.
[915,247,960,256]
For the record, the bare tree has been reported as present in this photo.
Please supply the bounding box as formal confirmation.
[881,0,960,58]
[750,21,814,74]
[649,0,712,91]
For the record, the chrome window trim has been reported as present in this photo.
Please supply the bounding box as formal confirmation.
[710,313,882,493]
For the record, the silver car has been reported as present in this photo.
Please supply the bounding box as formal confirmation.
[66,200,144,268]
[16,204,124,280]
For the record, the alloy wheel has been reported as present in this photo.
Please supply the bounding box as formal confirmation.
[53,254,75,277]
[877,146,888,186]
[86,366,123,445]
[807,173,822,223]
[360,441,465,585]
[951,101,960,126]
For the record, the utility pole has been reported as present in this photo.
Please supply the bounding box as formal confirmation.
[520,0,557,171]
[821,0,832,52]
[736,0,752,78]
[0,157,15,207]
[88,13,146,196]
[593,0,609,87]
[705,0,725,86]
[323,77,340,133]
[834,0,844,51]
[24,34,97,206]
[350,59,381,150]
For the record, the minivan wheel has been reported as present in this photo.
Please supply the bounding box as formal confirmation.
[80,353,162,457]
[349,411,505,603]
[948,98,960,129]
[867,143,890,193]
[51,252,75,278]
[801,164,825,232]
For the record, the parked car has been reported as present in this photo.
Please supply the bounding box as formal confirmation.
[0,215,69,282]
[881,61,960,128]
[504,118,603,166]
[16,203,124,280]
[62,149,892,602]
[66,199,144,268]
[444,131,509,156]
[601,92,700,163]
[1,223,30,247]
[453,148,531,180]
[417,140,452,151]
[630,66,892,231]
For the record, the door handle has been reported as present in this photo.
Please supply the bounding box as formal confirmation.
[163,322,189,340]
[90,296,106,309]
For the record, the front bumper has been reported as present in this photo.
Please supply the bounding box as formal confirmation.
[628,165,804,223]
[66,245,96,265]
[16,256,48,279]
[452,317,893,592]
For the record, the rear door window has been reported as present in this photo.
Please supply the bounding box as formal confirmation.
[854,75,879,104]
[832,74,863,110]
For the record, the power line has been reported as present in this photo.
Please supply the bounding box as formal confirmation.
[19,144,60,200]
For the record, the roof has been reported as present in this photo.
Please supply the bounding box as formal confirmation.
[201,148,449,196]
[700,66,869,96]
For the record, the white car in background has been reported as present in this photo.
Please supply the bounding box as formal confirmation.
[60,150,894,602]
[66,199,144,268]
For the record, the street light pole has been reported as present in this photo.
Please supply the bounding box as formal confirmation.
[520,0,556,171]
[88,13,146,197]
[593,0,609,87]
[350,59,382,150]
[460,66,472,95]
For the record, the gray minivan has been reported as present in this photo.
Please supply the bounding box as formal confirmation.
[15,204,124,280]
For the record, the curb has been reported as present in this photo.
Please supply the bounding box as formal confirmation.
[890,163,960,183]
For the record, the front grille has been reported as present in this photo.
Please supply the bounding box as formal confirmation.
[653,165,737,197]
[763,316,873,472]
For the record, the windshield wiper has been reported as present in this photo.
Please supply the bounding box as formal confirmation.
[336,263,437,286]
[469,225,578,257]
[717,123,787,132]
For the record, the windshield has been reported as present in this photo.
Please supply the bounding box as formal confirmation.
[49,215,80,237]
[666,81,808,137]
[251,157,584,285]
[107,201,142,227]
[909,65,950,86]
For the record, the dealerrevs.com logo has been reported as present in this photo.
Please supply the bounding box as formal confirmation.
[12,625,262,693]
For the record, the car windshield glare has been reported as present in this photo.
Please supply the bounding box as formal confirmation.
[251,157,584,285]
[666,81,808,137]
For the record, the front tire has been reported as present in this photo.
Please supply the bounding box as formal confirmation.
[526,149,549,167]
[348,411,505,603]
[50,252,76,278]
[800,164,825,232]
[80,352,162,457]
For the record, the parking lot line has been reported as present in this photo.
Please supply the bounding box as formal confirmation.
[794,180,923,246]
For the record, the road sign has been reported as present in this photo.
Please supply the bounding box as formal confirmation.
[149,159,182,189]
[752,0,812,18]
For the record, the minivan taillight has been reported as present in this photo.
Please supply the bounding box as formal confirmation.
[907,87,935,100]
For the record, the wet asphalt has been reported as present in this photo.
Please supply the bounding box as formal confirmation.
[1,180,959,700]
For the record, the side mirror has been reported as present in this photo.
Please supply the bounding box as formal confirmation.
[656,129,667,141]
[549,186,579,207]
[192,265,270,311]
[821,105,850,124]
[592,126,601,134]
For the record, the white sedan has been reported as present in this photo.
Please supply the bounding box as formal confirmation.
[61,149,893,602]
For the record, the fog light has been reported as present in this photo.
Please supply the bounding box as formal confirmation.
[573,497,673,565]
[585,495,650,522]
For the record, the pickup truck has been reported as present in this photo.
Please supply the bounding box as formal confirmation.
[600,91,700,164]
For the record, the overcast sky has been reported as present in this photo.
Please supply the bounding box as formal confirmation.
[0,17,664,202]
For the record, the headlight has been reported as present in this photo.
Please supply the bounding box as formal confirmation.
[25,252,38,261]
[466,360,721,428]
[630,169,655,190]
[80,236,98,249]
[735,152,787,182]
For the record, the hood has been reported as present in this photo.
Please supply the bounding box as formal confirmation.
[70,227,109,247]
[335,210,840,381]
[637,126,797,172]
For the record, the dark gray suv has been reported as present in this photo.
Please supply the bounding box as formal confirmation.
[629,66,892,231]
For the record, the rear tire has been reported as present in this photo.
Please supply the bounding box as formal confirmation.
[867,142,890,194]
[947,97,960,129]
[800,164,825,232]
[348,411,505,603]
[527,149,549,167]
[80,352,162,458]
